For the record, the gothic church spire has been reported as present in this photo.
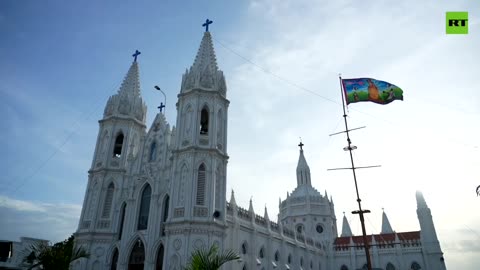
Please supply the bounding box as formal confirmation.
[180,31,227,95]
[118,60,141,98]
[296,141,312,187]
[103,56,146,123]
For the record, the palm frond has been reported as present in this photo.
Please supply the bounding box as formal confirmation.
[185,244,240,270]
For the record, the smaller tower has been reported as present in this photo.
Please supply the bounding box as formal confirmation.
[341,213,353,237]
[381,209,394,234]
[279,142,337,244]
[416,191,446,270]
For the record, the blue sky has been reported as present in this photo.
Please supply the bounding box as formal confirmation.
[1,0,480,269]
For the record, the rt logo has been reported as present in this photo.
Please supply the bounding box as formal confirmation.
[446,12,468,34]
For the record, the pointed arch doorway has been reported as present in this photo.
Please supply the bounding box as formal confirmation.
[155,244,165,270]
[128,240,145,270]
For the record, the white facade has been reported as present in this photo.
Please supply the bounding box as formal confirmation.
[72,31,447,270]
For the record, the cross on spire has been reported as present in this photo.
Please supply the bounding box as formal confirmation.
[202,19,213,32]
[298,138,304,151]
[158,102,165,113]
[132,50,141,62]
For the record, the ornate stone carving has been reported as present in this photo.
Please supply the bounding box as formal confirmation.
[193,206,208,217]
[118,96,130,115]
[200,67,214,88]
[94,247,105,257]
[96,220,110,229]
[194,239,205,250]
[174,208,185,218]
[173,239,182,250]
[185,71,194,90]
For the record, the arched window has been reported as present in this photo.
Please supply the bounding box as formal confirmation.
[161,195,169,236]
[129,240,145,269]
[411,262,421,270]
[102,183,115,218]
[215,166,221,210]
[300,257,304,267]
[155,244,164,270]
[196,164,206,205]
[110,248,119,270]
[149,142,157,162]
[340,265,348,270]
[200,107,209,135]
[113,133,124,157]
[274,251,279,262]
[258,247,264,258]
[287,254,291,264]
[118,203,126,240]
[310,260,313,269]
[242,265,247,270]
[241,242,247,254]
[162,195,169,222]
[217,109,223,142]
[386,263,395,270]
[137,185,152,230]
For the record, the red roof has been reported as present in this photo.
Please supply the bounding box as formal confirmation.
[334,231,420,246]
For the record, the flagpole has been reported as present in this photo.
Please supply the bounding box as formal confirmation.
[338,75,373,270]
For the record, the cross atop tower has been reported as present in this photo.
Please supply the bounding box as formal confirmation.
[298,139,304,151]
[202,19,213,32]
[132,50,141,62]
[158,102,165,113]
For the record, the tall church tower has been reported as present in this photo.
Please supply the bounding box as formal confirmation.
[416,191,446,270]
[164,28,229,268]
[74,56,147,269]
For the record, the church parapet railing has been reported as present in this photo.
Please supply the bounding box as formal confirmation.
[296,233,305,242]
[270,221,279,232]
[254,214,267,227]
[283,228,295,239]
[237,206,251,220]
[226,202,233,215]
[306,237,314,246]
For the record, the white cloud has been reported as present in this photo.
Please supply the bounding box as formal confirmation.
[0,195,46,212]
[0,196,81,243]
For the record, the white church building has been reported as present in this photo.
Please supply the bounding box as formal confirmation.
[72,28,447,270]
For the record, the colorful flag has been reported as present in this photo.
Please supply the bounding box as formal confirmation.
[342,78,403,105]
